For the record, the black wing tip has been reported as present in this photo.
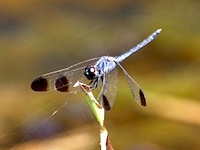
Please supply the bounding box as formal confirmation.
[139,89,146,106]
[102,95,111,111]
[31,76,48,91]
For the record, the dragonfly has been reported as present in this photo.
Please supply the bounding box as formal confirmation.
[31,29,162,111]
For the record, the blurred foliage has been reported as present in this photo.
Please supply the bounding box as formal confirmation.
[0,0,200,150]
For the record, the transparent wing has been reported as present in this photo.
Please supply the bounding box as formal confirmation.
[117,63,146,106]
[31,57,99,93]
[101,67,118,110]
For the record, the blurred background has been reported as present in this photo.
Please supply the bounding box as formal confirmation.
[0,0,200,150]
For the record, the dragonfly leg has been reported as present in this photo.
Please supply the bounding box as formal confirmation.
[87,75,111,110]
[88,77,100,90]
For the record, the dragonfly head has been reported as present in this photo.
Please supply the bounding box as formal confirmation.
[84,65,99,80]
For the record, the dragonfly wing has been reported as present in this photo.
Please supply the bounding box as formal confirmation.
[117,63,146,106]
[101,67,118,110]
[31,57,99,93]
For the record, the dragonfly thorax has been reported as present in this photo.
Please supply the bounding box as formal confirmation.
[95,56,117,74]
[84,65,99,80]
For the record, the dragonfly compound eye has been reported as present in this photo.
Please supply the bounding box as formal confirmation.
[84,66,98,80]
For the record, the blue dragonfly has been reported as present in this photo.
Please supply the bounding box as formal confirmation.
[31,29,162,110]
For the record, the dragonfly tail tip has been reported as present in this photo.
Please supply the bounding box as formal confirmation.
[157,28,162,33]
